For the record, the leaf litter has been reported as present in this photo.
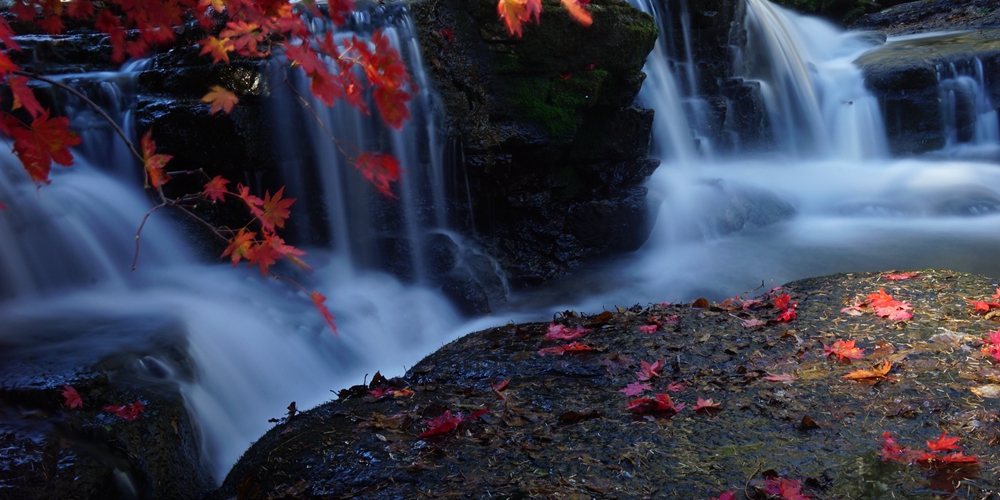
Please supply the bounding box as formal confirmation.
[216,270,1000,499]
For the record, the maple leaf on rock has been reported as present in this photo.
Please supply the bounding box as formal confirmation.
[537,341,592,356]
[103,400,145,420]
[545,322,591,341]
[635,359,664,381]
[61,385,83,409]
[926,431,963,453]
[883,271,920,281]
[625,393,684,415]
[638,324,658,333]
[202,85,239,114]
[618,381,651,397]
[763,477,810,500]
[879,431,914,463]
[763,372,795,384]
[497,0,541,38]
[843,360,892,380]
[692,397,721,413]
[823,339,865,362]
[419,409,487,438]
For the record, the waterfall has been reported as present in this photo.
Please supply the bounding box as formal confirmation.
[737,0,888,159]
[626,0,699,161]
[938,58,1000,148]
[0,15,471,482]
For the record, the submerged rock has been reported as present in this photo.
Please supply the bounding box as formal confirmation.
[209,269,1000,499]
[852,0,1000,36]
[0,315,213,500]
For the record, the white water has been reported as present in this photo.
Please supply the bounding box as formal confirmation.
[2,0,1000,490]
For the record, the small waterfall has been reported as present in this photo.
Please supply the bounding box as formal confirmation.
[737,0,887,159]
[938,58,1000,147]
[627,0,699,161]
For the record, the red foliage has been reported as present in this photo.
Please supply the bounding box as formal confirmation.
[823,339,865,362]
[625,393,684,416]
[635,359,664,381]
[309,291,337,335]
[354,152,403,199]
[419,409,487,438]
[61,385,83,409]
[763,477,810,500]
[103,400,145,420]
[544,322,591,341]
[537,341,593,356]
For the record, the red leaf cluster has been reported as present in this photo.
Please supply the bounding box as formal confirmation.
[773,293,797,322]
[880,430,978,467]
[545,322,592,341]
[354,153,403,199]
[763,477,810,500]
[419,408,487,438]
[103,400,145,420]
[635,359,664,381]
[625,393,684,416]
[1,111,81,184]
[981,330,1000,362]
[841,288,913,321]
[496,0,591,38]
[969,289,1000,313]
[537,341,593,356]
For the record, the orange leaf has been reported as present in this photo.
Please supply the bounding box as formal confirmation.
[763,372,795,384]
[310,290,337,334]
[560,0,592,27]
[222,228,256,266]
[5,111,81,184]
[823,338,866,362]
[260,187,294,231]
[497,0,541,38]
[140,130,172,188]
[926,431,962,453]
[198,36,233,64]
[843,360,892,380]
[201,85,239,114]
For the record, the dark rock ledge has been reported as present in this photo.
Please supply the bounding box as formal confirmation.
[211,269,1000,499]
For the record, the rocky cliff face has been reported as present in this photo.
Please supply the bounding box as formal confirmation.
[410,0,659,287]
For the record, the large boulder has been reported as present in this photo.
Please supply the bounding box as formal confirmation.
[854,29,1000,154]
[411,0,660,286]
[0,315,214,500]
[210,269,1000,499]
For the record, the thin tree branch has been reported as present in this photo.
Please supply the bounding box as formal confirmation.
[14,70,144,164]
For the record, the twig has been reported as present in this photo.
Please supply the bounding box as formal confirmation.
[132,203,166,270]
[14,70,144,164]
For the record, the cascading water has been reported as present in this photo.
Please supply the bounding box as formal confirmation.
[938,57,1000,148]
[546,0,1000,311]
[0,12,478,482]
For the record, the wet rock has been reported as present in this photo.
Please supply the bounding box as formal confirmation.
[854,29,1000,154]
[209,269,1000,499]
[411,0,660,287]
[852,0,1000,36]
[0,315,213,500]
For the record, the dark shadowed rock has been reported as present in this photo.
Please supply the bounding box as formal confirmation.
[852,0,1000,36]
[0,316,213,500]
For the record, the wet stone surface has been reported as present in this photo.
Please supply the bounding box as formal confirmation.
[213,269,1000,499]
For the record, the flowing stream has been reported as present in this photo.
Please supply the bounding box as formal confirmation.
[1,0,1000,485]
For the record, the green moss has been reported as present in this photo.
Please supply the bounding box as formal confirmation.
[508,69,610,137]
[495,53,521,74]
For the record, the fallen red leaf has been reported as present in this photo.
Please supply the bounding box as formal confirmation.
[625,393,684,415]
[843,360,892,380]
[692,397,721,413]
[61,385,83,409]
[103,400,144,420]
[545,322,592,341]
[764,372,795,384]
[618,381,651,397]
[537,341,593,356]
[883,271,920,281]
[635,359,664,381]
[823,339,866,362]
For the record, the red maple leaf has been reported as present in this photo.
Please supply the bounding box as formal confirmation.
[879,431,914,463]
[237,184,265,220]
[102,400,145,420]
[354,152,402,198]
[309,291,337,334]
[763,477,810,500]
[638,324,658,333]
[439,28,454,42]
[635,359,664,381]
[9,76,44,118]
[823,339,866,362]
[537,341,593,356]
[546,322,591,341]
[419,409,487,438]
[618,382,651,397]
[61,385,83,409]
[665,381,686,392]
[66,0,94,19]
[926,431,962,453]
[4,111,82,184]
[883,271,920,281]
[625,393,684,415]
[203,175,230,203]
[692,397,721,413]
